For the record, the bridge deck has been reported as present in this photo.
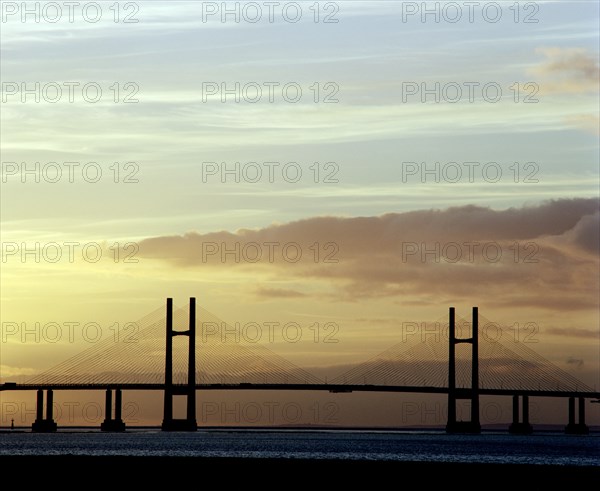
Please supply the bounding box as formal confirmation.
[2,383,599,399]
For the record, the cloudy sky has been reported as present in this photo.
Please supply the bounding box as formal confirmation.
[1,1,598,425]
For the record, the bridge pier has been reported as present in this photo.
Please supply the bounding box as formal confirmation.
[162,297,198,431]
[565,396,588,435]
[32,389,57,433]
[509,395,533,434]
[101,389,126,432]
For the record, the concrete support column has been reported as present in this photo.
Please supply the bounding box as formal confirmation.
[509,395,532,434]
[578,397,585,425]
[32,390,57,433]
[104,389,113,421]
[36,389,43,421]
[565,397,589,435]
[101,389,126,432]
[115,389,122,421]
[568,397,575,426]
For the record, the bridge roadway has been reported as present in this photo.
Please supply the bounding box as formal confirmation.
[2,383,599,399]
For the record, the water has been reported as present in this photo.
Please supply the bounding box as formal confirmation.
[1,430,599,466]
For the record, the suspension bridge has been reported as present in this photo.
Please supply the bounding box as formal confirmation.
[1,298,598,434]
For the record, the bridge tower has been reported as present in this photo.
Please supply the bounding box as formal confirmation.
[161,297,197,431]
[446,306,481,434]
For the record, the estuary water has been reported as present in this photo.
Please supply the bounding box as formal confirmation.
[1,430,599,466]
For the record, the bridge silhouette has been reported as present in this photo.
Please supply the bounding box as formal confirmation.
[1,298,598,434]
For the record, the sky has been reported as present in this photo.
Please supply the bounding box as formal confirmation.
[0,0,599,426]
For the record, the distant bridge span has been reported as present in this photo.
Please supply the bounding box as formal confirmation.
[1,298,597,434]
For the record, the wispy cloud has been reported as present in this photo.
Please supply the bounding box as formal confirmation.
[254,287,308,300]
[546,327,598,339]
[566,356,584,369]
[531,47,599,94]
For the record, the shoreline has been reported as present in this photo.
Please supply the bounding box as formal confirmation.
[2,425,600,434]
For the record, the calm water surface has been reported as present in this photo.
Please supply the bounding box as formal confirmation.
[1,430,599,466]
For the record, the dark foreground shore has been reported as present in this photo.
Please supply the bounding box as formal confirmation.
[3,456,599,485]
